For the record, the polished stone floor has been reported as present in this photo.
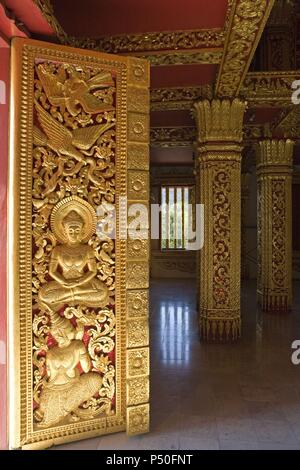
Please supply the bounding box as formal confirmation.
[55,279,300,450]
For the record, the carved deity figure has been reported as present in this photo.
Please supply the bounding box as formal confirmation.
[38,196,109,312]
[36,196,109,427]
[36,312,102,428]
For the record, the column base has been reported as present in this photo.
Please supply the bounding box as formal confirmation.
[258,289,291,314]
[199,310,241,342]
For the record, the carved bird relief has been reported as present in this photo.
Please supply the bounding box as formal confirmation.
[34,100,114,162]
[36,63,115,116]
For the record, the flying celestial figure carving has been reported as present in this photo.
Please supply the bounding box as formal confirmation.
[34,100,114,162]
[36,63,115,115]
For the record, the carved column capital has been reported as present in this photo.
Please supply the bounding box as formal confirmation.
[257,139,294,173]
[194,98,247,145]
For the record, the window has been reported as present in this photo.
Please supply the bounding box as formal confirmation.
[160,186,193,250]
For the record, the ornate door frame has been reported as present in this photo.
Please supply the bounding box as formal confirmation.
[8,38,150,449]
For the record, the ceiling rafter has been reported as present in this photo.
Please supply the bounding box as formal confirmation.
[32,1,226,66]
[215,0,275,97]
[150,71,300,111]
[74,29,225,54]
[241,71,300,107]
[150,124,269,148]
[270,106,300,138]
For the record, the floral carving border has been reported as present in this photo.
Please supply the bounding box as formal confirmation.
[150,124,265,148]
[8,37,150,449]
[33,1,224,66]
[256,139,293,312]
[150,71,300,111]
[215,0,276,97]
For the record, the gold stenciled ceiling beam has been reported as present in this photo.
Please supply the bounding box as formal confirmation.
[215,0,276,97]
[134,50,222,66]
[151,85,213,111]
[33,1,224,66]
[82,29,224,54]
[241,71,300,107]
[151,71,300,110]
[270,106,300,138]
[150,127,196,148]
[150,124,267,148]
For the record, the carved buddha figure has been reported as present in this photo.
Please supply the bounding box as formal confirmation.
[36,312,102,428]
[38,196,109,312]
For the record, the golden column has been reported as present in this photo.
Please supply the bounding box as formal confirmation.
[241,172,250,280]
[256,139,294,313]
[194,98,246,342]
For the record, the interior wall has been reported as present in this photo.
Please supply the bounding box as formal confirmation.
[149,161,299,282]
[150,165,196,279]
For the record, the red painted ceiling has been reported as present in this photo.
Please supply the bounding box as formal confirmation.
[0,2,27,41]
[51,0,228,36]
[151,110,194,128]
[151,148,194,166]
[2,0,54,37]
[244,108,280,125]
[0,1,288,165]
[151,64,218,88]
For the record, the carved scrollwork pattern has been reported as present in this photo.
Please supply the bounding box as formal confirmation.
[127,348,149,377]
[241,72,300,107]
[85,29,224,54]
[256,139,293,312]
[272,180,286,288]
[216,0,275,97]
[212,166,231,308]
[125,58,150,436]
[150,127,196,148]
[126,377,149,406]
[143,50,222,66]
[257,179,262,296]
[126,404,149,436]
[127,290,149,318]
[32,60,117,426]
[9,38,150,449]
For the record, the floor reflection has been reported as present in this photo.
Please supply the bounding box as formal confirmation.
[160,302,190,364]
[55,279,300,450]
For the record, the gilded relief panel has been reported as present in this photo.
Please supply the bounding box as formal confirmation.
[126,377,150,406]
[125,58,150,436]
[127,290,149,317]
[127,143,149,171]
[126,348,150,377]
[128,170,149,200]
[127,113,149,143]
[8,38,149,449]
[126,404,149,436]
[126,319,149,348]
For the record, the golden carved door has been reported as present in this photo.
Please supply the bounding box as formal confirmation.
[8,37,150,449]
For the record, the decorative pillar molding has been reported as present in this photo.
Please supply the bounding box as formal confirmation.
[241,172,250,280]
[194,98,246,342]
[256,139,294,313]
[194,156,200,306]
